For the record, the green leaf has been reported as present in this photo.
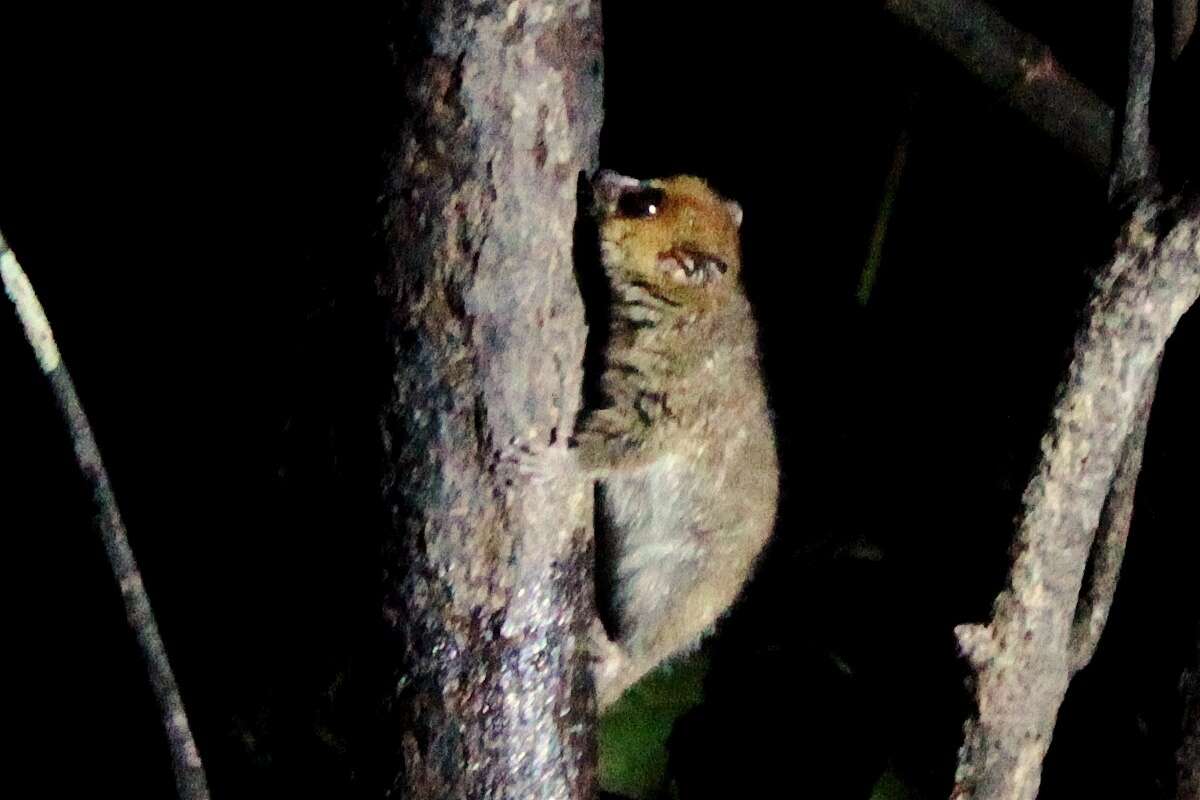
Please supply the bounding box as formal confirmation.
[597,652,709,799]
[869,767,920,800]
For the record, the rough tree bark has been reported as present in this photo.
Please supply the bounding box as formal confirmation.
[888,2,1200,798]
[376,2,604,798]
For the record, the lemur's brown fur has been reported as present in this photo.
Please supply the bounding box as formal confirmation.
[577,171,779,709]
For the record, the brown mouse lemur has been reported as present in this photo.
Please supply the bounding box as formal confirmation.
[517,171,779,710]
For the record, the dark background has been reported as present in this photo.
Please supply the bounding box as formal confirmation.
[1,2,1196,798]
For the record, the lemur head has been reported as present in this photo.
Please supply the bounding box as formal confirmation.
[590,171,743,306]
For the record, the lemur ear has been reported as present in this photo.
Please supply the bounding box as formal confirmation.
[591,169,641,209]
[724,200,743,228]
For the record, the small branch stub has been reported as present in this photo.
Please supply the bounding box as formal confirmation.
[955,624,997,671]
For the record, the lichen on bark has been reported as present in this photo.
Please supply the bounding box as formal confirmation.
[376,2,604,798]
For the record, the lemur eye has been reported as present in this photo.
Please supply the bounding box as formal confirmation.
[616,187,665,219]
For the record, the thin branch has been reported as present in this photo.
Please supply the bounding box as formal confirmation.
[1111,0,1159,202]
[1,231,210,800]
[885,0,1116,176]
[857,112,912,306]
[1067,355,1159,675]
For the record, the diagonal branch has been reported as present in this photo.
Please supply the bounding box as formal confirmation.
[1,231,210,800]
[886,0,1116,176]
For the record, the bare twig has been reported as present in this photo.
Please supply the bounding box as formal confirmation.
[1111,0,1159,202]
[1,231,210,800]
[886,0,1116,176]
[857,115,912,306]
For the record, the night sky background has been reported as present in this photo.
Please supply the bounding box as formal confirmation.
[2,2,1196,799]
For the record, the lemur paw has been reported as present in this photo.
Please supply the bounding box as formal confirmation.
[498,433,573,485]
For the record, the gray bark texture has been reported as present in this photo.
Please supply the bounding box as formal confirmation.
[376,2,604,798]
[952,195,1200,800]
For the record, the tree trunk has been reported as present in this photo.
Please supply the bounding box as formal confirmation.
[376,2,604,798]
